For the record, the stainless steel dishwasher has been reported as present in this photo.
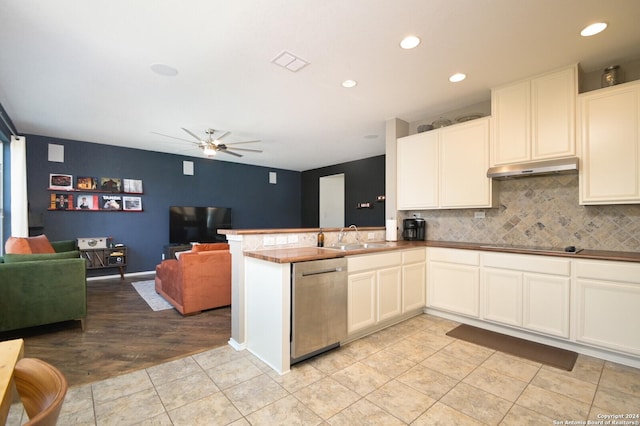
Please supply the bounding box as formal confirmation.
[291,257,348,364]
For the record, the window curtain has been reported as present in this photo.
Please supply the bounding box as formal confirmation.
[10,135,28,237]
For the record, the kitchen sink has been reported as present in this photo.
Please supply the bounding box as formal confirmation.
[325,242,390,251]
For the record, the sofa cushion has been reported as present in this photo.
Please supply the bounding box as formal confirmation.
[3,250,81,263]
[5,235,56,254]
[192,243,229,253]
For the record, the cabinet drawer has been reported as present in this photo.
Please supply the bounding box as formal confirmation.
[428,247,479,266]
[576,260,640,284]
[483,253,570,276]
[402,248,426,264]
[348,251,402,273]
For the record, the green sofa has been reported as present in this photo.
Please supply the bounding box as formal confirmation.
[0,240,87,332]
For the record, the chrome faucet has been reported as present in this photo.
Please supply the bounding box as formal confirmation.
[337,225,361,244]
[349,224,362,244]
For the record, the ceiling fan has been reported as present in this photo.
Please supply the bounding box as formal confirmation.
[153,128,262,158]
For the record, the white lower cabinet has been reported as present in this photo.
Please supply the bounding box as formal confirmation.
[347,251,402,335]
[482,253,570,338]
[575,260,640,356]
[347,249,426,336]
[427,248,480,317]
[347,270,377,333]
[402,249,426,312]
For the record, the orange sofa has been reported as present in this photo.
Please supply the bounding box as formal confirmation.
[155,243,231,315]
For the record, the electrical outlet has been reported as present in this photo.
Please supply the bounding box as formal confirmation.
[414,212,422,218]
[367,232,375,240]
[263,236,276,246]
[287,235,299,244]
[276,236,287,245]
[474,211,486,219]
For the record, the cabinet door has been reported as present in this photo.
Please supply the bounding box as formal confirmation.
[579,82,640,204]
[428,262,479,317]
[491,80,531,165]
[347,271,377,334]
[377,266,402,322]
[397,132,439,209]
[440,117,493,208]
[482,268,522,327]
[523,274,570,338]
[531,66,576,160]
[402,262,426,312]
[576,278,640,356]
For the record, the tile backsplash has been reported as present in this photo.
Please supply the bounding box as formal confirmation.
[405,174,640,252]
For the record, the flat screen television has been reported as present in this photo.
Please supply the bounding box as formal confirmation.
[169,206,232,244]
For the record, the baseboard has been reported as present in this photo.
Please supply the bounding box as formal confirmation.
[86,270,155,281]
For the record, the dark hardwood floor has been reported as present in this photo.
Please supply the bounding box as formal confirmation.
[0,274,231,387]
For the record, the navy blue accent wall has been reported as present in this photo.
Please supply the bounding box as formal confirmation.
[301,155,385,228]
[25,135,301,274]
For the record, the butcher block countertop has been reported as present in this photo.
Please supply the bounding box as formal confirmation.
[243,239,640,264]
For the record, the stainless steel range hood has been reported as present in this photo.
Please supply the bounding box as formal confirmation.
[487,157,579,179]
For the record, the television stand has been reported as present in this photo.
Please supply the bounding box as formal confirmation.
[164,244,191,260]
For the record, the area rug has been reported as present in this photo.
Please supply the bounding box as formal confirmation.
[446,324,578,371]
[131,280,173,311]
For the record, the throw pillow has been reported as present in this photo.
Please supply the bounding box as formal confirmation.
[28,234,56,253]
[5,235,56,254]
[3,250,81,263]
[5,237,31,254]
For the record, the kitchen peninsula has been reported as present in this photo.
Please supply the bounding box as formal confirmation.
[221,228,640,375]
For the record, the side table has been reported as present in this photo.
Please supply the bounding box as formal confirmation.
[80,246,127,279]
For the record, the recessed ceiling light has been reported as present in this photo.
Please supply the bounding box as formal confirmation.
[342,79,357,88]
[150,63,178,77]
[581,22,607,37]
[449,73,466,83]
[364,134,379,139]
[400,35,421,49]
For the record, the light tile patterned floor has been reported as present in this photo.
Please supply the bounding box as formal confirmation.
[8,314,640,425]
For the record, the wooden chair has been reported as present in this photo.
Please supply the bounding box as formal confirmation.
[13,358,68,426]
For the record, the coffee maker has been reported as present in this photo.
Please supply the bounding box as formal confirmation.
[403,218,426,241]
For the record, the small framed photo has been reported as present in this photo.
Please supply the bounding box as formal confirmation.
[76,176,98,190]
[100,195,123,210]
[123,196,143,211]
[123,179,143,193]
[100,177,122,192]
[76,194,98,210]
[49,174,73,190]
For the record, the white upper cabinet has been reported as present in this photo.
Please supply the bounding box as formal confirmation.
[397,117,495,210]
[578,80,640,205]
[491,65,577,166]
[397,131,439,209]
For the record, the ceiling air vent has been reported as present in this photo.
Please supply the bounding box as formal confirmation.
[271,51,309,72]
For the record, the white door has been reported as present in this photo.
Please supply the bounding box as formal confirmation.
[319,173,344,228]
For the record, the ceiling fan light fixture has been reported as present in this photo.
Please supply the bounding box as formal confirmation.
[203,146,217,156]
[581,22,607,37]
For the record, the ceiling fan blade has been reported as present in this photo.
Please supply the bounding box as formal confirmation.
[224,140,261,145]
[215,131,231,140]
[228,147,263,153]
[219,149,243,157]
[151,131,200,145]
[181,128,203,142]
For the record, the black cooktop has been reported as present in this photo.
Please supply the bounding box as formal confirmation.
[480,244,583,254]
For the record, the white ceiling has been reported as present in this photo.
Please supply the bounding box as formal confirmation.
[1,0,639,172]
